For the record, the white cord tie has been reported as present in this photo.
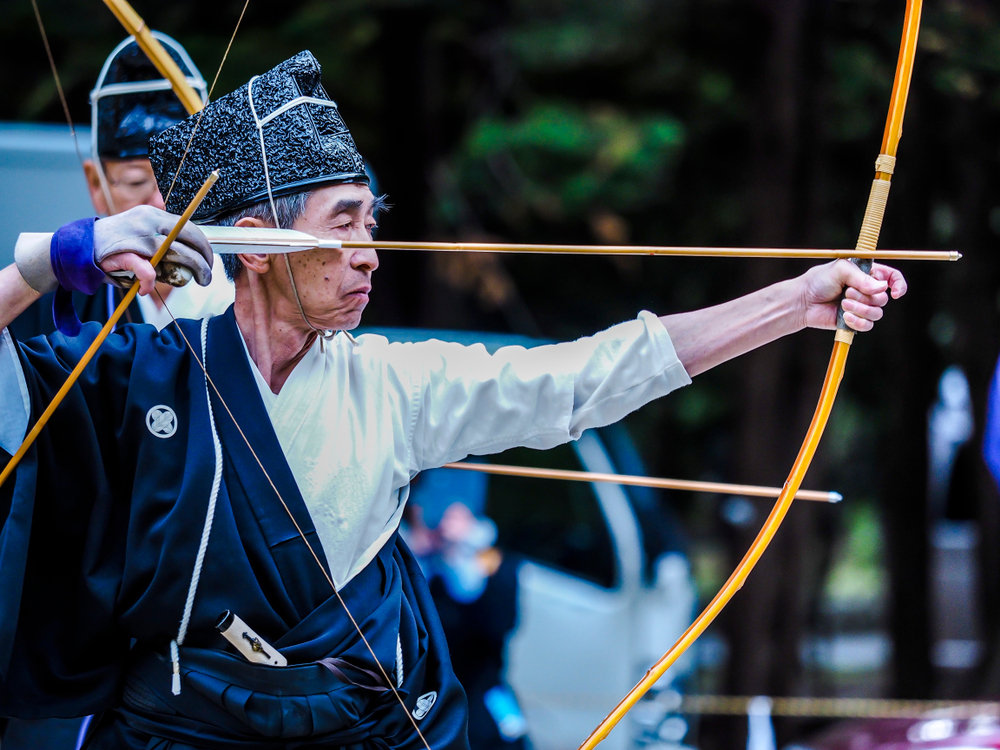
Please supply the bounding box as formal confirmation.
[169,318,225,695]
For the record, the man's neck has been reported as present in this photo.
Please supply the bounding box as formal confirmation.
[233,278,316,394]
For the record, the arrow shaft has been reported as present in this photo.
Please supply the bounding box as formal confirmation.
[441,462,840,503]
[346,241,955,261]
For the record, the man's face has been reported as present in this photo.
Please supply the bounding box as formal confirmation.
[85,157,165,215]
[285,183,380,331]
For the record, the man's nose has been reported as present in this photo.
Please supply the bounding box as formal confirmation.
[352,246,379,272]
[349,225,379,271]
[145,191,167,210]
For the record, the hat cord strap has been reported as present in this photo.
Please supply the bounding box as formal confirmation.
[248,75,335,348]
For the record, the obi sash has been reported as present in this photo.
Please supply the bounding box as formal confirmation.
[84,536,469,750]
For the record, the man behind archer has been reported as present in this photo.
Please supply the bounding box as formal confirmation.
[0,51,905,748]
[10,30,232,341]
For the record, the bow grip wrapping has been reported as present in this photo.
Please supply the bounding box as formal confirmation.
[836,153,896,340]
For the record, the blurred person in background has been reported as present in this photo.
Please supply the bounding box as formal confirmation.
[983,358,1000,491]
[404,467,530,749]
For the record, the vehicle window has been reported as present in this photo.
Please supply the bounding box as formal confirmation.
[482,443,617,589]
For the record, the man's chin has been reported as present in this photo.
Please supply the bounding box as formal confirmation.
[315,303,366,333]
[338,313,364,332]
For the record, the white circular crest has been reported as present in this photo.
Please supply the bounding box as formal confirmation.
[412,691,438,721]
[146,404,178,439]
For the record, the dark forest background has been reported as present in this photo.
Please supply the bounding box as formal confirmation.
[5,0,1000,747]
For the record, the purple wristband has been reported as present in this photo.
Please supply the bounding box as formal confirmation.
[50,217,104,294]
[50,217,104,336]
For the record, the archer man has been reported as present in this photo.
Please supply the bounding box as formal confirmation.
[0,51,905,750]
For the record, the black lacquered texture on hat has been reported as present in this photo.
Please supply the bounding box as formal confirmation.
[149,51,368,222]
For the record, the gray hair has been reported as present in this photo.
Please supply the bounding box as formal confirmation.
[212,192,314,280]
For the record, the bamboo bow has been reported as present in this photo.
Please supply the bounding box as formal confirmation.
[101,0,203,115]
[576,2,924,747]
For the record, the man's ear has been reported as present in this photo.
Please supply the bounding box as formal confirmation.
[83,159,110,215]
[234,216,268,229]
[237,252,272,275]
[232,217,274,275]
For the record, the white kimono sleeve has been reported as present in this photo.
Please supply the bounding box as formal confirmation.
[388,311,691,472]
[0,329,30,455]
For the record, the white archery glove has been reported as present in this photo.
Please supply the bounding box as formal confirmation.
[94,205,214,288]
[14,205,214,295]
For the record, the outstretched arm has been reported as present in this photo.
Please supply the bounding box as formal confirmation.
[662,259,907,377]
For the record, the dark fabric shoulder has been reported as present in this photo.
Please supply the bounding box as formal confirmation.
[9,288,144,341]
[0,317,203,718]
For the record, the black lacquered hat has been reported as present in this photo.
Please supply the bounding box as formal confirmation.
[149,50,369,222]
[91,32,207,160]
